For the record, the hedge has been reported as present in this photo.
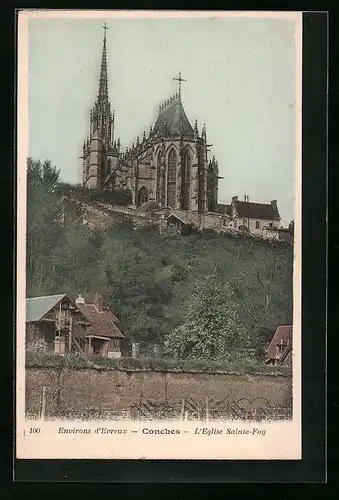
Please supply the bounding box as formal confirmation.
[25,351,292,377]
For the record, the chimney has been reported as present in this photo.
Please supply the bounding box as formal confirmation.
[94,293,105,311]
[75,294,85,304]
[271,200,278,211]
[232,196,238,203]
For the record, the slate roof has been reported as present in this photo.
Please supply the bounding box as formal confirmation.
[26,294,67,322]
[153,97,194,138]
[166,212,191,225]
[77,303,124,339]
[234,201,281,221]
[267,325,293,361]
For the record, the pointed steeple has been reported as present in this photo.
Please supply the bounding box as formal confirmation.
[194,119,198,138]
[202,124,206,141]
[98,23,109,102]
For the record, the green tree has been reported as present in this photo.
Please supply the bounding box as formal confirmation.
[26,158,63,295]
[167,274,254,361]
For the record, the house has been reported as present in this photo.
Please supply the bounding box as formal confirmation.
[265,325,293,366]
[26,293,91,355]
[160,213,192,235]
[229,195,281,238]
[75,293,125,358]
[26,292,125,357]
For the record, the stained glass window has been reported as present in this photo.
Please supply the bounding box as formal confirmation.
[167,149,177,207]
[157,151,163,204]
[181,149,191,210]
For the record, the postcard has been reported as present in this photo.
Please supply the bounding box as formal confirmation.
[16,10,302,460]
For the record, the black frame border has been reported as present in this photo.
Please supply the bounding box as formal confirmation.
[8,10,327,484]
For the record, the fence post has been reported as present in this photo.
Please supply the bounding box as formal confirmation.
[39,386,47,421]
[130,406,137,421]
[184,410,188,422]
[197,402,200,421]
[205,397,209,422]
[180,399,185,421]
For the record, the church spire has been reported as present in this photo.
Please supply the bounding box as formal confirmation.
[98,23,109,102]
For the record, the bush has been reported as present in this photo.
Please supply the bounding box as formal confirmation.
[26,337,48,353]
[63,352,90,369]
[25,350,64,368]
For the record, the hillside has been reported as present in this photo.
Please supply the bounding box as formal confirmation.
[26,159,293,361]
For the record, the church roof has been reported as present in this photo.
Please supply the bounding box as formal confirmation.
[153,96,194,138]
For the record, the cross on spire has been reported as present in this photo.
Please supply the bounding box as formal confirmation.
[102,22,109,39]
[173,72,187,99]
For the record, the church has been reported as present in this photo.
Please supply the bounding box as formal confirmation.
[81,26,219,214]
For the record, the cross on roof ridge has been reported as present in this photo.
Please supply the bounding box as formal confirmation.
[173,72,187,99]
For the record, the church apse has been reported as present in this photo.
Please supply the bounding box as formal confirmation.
[81,28,221,215]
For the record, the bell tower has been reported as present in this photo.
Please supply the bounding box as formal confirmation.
[82,24,120,190]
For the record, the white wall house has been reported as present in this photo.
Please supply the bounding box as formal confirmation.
[228,196,281,239]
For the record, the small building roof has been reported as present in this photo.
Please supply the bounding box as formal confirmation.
[26,294,67,322]
[165,213,190,225]
[267,325,293,361]
[77,303,124,339]
[234,200,281,221]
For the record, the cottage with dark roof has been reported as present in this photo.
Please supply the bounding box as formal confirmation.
[228,195,281,239]
[75,293,124,358]
[265,325,292,366]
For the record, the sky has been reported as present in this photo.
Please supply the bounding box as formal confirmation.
[28,14,299,226]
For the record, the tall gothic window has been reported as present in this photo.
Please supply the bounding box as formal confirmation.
[137,186,148,207]
[181,149,191,210]
[167,149,177,208]
[198,149,205,213]
[156,151,162,204]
